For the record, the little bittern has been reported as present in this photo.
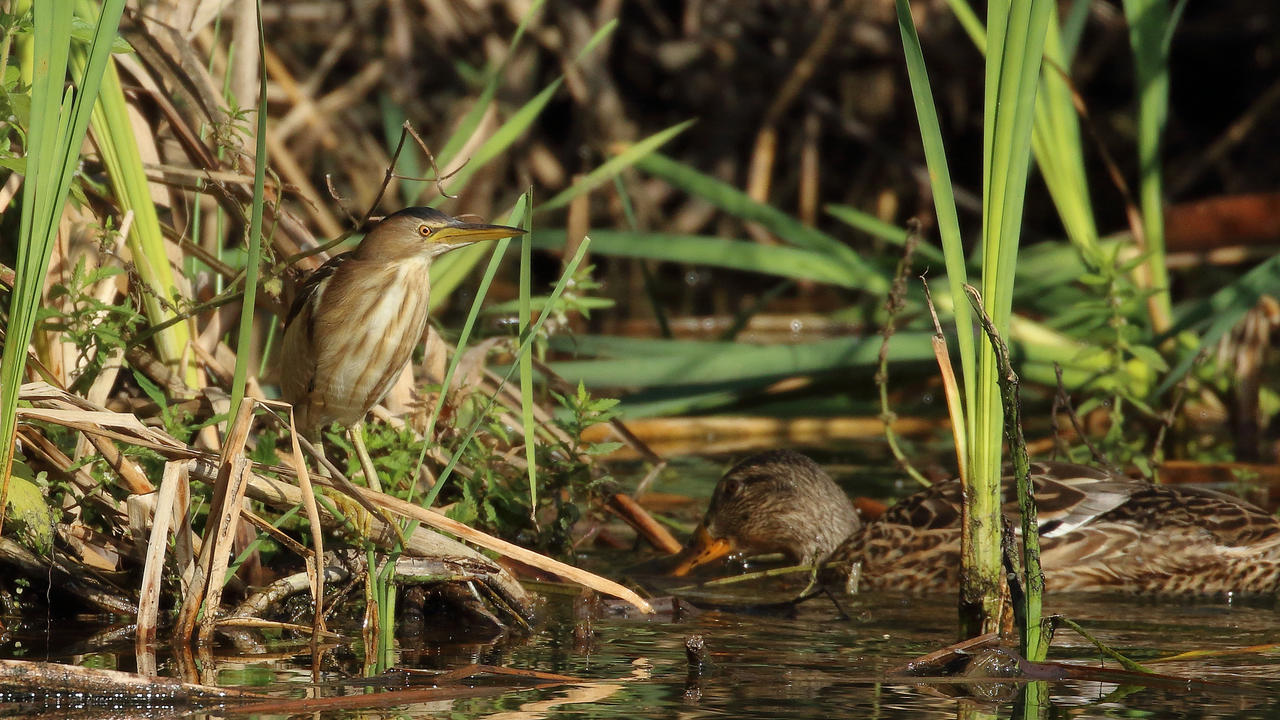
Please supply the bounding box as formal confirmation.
[281,206,524,444]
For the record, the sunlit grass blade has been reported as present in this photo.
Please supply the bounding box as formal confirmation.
[895,0,975,460]
[518,193,537,514]
[530,230,869,288]
[425,236,594,507]
[1031,11,1099,266]
[900,0,1053,647]
[538,120,695,213]
[635,152,889,293]
[947,0,1101,270]
[1122,0,1175,333]
[428,21,619,299]
[229,0,269,420]
[383,0,546,204]
[435,0,546,170]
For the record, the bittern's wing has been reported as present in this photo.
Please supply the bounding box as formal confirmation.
[280,253,350,412]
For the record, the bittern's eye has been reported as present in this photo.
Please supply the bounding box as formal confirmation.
[418,224,432,237]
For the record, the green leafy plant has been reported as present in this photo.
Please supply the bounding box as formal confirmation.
[38,257,142,391]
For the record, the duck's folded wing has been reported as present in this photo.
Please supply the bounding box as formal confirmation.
[878,462,1136,537]
[1010,463,1136,538]
[1094,483,1280,549]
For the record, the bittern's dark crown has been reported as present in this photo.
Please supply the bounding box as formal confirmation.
[354,206,519,262]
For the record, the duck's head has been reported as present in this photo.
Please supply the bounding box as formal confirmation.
[672,450,861,576]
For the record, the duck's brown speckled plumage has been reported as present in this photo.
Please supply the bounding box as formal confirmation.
[679,450,1280,596]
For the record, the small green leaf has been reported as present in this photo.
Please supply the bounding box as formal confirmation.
[70,17,133,53]
[1131,345,1172,371]
[585,442,624,456]
[132,368,167,408]
[6,475,53,553]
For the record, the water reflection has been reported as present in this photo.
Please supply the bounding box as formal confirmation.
[418,592,1280,720]
[4,591,1279,718]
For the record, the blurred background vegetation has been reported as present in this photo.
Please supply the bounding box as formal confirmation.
[1,0,1277,570]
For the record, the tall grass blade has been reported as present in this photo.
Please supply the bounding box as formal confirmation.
[895,0,975,469]
[636,153,888,292]
[437,19,616,200]
[824,204,944,263]
[1,0,124,512]
[530,230,869,288]
[549,333,937,388]
[518,193,537,515]
[426,237,594,507]
[1122,0,1175,332]
[899,0,1052,642]
[976,0,1053,648]
[538,120,696,213]
[229,1,269,420]
[1157,254,1280,395]
[413,197,529,508]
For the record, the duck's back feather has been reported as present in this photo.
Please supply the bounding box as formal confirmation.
[831,463,1280,595]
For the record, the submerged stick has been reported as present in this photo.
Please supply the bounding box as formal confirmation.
[963,284,1046,662]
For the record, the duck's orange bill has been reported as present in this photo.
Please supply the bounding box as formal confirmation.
[670,523,733,577]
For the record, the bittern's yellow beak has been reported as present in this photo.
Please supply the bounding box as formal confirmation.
[434,221,526,245]
[670,522,734,577]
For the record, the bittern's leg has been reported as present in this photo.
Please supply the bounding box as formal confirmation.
[348,422,383,493]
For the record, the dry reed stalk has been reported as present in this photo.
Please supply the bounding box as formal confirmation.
[137,460,189,655]
[745,0,851,213]
[920,277,969,483]
[172,397,254,646]
[605,493,681,554]
[20,372,645,617]
[284,404,327,669]
[349,485,653,613]
[799,113,820,226]
[0,658,264,701]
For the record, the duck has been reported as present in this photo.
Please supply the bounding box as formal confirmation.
[672,450,1280,595]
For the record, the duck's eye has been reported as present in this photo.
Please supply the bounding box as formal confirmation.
[418,224,432,237]
[719,477,741,501]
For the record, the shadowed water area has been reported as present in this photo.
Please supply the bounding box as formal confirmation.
[3,455,1280,719]
[4,592,1280,718]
